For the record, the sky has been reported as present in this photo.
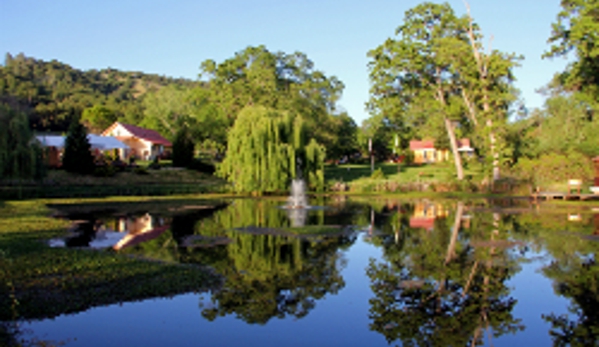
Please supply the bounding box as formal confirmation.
[0,0,570,125]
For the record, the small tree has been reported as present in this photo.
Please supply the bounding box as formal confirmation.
[62,117,95,174]
[172,126,195,167]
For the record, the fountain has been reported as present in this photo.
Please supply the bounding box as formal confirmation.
[285,179,309,227]
[288,179,309,209]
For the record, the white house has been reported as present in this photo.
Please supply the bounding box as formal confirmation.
[101,122,172,160]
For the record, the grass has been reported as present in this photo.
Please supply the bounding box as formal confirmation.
[0,168,227,199]
[0,197,223,321]
[325,161,486,193]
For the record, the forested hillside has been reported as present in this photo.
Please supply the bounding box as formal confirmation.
[0,52,199,132]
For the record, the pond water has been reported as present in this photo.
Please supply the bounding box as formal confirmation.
[16,197,599,346]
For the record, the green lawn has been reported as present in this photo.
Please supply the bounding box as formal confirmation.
[325,161,485,185]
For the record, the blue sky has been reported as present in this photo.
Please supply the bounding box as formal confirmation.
[1,0,569,124]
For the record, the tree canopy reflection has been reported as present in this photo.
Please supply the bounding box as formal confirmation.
[194,198,355,324]
[522,212,599,346]
[366,201,524,346]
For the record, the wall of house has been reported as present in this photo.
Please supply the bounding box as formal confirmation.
[122,138,152,160]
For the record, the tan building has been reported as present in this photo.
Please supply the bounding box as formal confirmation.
[101,122,172,160]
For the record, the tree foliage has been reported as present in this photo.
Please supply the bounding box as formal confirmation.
[0,103,44,180]
[367,2,520,180]
[200,46,349,154]
[62,117,95,175]
[81,105,117,133]
[545,0,599,109]
[172,126,195,168]
[0,53,198,133]
[218,106,325,194]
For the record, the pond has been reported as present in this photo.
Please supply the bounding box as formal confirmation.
[12,197,599,346]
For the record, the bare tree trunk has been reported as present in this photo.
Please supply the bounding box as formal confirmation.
[464,1,500,181]
[445,201,465,264]
[445,117,464,180]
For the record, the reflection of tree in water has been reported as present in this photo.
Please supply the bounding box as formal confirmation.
[200,231,353,324]
[191,198,354,324]
[542,258,599,347]
[366,201,524,346]
[540,214,599,346]
[514,211,599,345]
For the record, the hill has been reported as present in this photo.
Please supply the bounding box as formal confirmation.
[0,52,199,132]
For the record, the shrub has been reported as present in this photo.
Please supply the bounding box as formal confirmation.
[371,168,386,179]
[188,158,215,174]
[134,166,148,175]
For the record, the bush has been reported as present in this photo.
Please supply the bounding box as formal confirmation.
[371,168,386,179]
[133,166,148,175]
[94,165,116,177]
[188,158,215,174]
[514,151,593,186]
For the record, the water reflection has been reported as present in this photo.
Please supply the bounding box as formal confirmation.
[31,197,599,345]
[365,200,525,345]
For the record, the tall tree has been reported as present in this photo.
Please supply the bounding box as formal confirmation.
[459,2,521,181]
[367,3,468,179]
[544,0,599,109]
[200,46,344,152]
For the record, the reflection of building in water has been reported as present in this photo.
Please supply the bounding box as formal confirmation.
[117,213,154,233]
[113,213,169,251]
[409,201,448,231]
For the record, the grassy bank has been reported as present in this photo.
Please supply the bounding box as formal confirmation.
[0,168,226,200]
[0,197,222,321]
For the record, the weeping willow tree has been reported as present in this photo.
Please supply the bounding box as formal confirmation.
[0,104,44,180]
[218,106,325,194]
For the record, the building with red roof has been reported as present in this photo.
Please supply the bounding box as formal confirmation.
[409,139,473,164]
[101,122,172,160]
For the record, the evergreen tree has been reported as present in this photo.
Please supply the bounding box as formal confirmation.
[172,126,195,168]
[62,117,95,175]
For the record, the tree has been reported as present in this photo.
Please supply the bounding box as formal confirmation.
[459,1,521,181]
[367,3,468,179]
[62,117,95,175]
[200,46,344,151]
[81,105,117,133]
[172,126,195,168]
[0,103,44,180]
[218,106,325,194]
[544,0,599,110]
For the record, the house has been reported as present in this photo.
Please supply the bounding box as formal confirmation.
[409,139,474,164]
[101,122,172,160]
[409,201,448,231]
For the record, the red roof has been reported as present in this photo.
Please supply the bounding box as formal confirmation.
[409,140,435,150]
[409,217,435,230]
[409,139,471,150]
[111,123,172,147]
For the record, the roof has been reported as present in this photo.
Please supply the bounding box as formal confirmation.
[409,139,473,151]
[409,140,435,150]
[35,135,129,150]
[103,122,172,147]
[409,217,435,230]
